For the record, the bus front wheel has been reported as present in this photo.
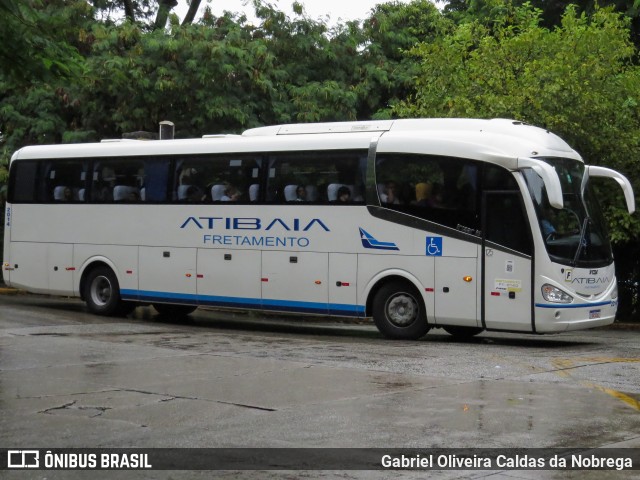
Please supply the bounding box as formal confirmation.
[83,266,125,316]
[372,281,430,340]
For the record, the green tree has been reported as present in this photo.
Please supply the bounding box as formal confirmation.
[439,0,640,46]
[0,0,86,82]
[359,0,449,118]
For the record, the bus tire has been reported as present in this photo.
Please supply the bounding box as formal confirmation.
[83,266,124,316]
[372,281,430,340]
[152,303,197,317]
[442,326,484,338]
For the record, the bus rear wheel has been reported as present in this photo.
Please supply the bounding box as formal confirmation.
[83,266,126,316]
[372,281,430,340]
[152,303,197,317]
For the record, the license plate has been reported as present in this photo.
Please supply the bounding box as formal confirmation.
[589,309,601,319]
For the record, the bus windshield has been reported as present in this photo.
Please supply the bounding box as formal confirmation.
[523,157,612,267]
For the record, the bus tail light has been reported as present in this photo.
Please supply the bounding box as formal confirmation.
[541,284,573,304]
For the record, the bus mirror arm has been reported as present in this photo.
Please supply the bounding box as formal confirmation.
[587,166,636,214]
[517,158,564,209]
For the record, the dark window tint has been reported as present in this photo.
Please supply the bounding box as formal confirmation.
[375,154,480,230]
[482,164,518,191]
[175,155,262,203]
[91,158,145,203]
[483,192,532,255]
[267,151,367,204]
[43,159,89,202]
[8,161,39,203]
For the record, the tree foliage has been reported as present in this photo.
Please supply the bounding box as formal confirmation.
[0,0,87,82]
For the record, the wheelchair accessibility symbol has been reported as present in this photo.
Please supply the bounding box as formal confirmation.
[425,237,443,256]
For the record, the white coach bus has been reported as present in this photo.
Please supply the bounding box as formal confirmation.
[2,119,636,339]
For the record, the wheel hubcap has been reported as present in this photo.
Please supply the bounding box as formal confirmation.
[386,293,418,327]
[90,276,112,307]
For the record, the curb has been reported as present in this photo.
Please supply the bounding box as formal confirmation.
[0,287,24,295]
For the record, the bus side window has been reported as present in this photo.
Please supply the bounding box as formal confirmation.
[8,161,39,203]
[43,159,88,203]
[92,159,145,203]
[375,154,480,231]
[174,155,262,204]
[267,151,365,205]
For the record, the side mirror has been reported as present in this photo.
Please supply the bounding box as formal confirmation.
[587,166,635,214]
[518,158,564,209]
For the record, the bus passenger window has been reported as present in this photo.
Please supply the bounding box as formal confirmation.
[8,161,39,203]
[43,159,88,203]
[92,159,144,203]
[375,154,480,232]
[267,151,366,204]
[174,155,262,204]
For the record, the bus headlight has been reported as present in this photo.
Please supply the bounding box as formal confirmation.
[611,283,618,300]
[541,284,573,303]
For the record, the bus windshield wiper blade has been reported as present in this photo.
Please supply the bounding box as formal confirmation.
[572,217,590,266]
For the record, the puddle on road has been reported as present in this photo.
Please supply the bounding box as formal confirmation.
[552,357,640,412]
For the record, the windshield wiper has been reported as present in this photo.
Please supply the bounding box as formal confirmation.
[572,217,590,266]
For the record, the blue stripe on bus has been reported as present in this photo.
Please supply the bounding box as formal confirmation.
[121,289,365,317]
[534,301,612,309]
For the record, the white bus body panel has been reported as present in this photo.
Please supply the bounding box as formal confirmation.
[262,251,329,314]
[196,249,262,309]
[435,256,478,327]
[48,243,74,295]
[4,241,74,295]
[7,242,49,293]
[328,253,359,315]
[138,247,197,303]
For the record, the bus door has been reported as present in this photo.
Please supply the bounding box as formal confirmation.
[482,191,534,332]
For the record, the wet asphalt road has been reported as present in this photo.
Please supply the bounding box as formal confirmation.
[1,292,639,479]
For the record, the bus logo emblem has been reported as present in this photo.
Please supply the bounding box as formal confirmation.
[426,237,443,256]
[359,228,399,251]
